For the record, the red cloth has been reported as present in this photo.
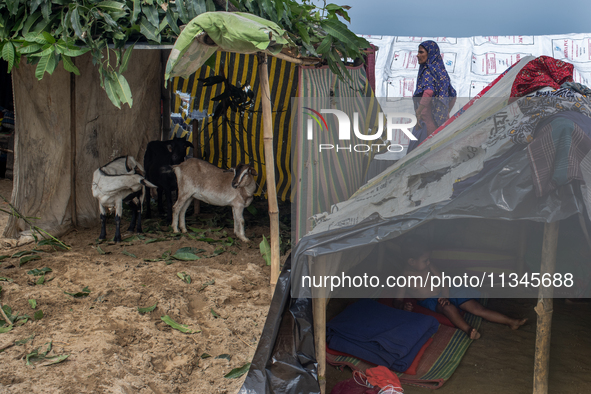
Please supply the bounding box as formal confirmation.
[510,56,574,99]
[403,337,433,375]
[366,365,403,390]
[330,377,380,394]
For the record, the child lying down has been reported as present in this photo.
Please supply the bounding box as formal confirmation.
[393,239,527,339]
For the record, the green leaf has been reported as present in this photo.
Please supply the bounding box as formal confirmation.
[139,16,160,43]
[144,238,167,244]
[165,8,181,36]
[70,6,84,39]
[22,12,42,36]
[224,362,251,379]
[40,32,55,45]
[27,267,52,276]
[2,41,15,72]
[28,0,44,15]
[199,279,214,291]
[26,342,52,365]
[142,4,159,28]
[29,299,37,309]
[114,73,133,107]
[171,252,200,261]
[97,1,127,13]
[210,308,220,318]
[0,277,13,282]
[201,353,211,359]
[138,302,158,314]
[36,275,46,285]
[216,353,232,360]
[34,51,54,80]
[320,18,362,49]
[20,254,41,267]
[34,310,43,320]
[121,250,137,258]
[12,250,37,258]
[131,0,141,24]
[60,45,90,57]
[177,272,191,284]
[0,255,10,261]
[160,315,198,334]
[316,35,333,55]
[64,287,90,298]
[0,326,13,333]
[41,354,69,366]
[103,75,121,109]
[259,235,271,266]
[119,44,133,74]
[203,53,217,70]
[175,0,189,24]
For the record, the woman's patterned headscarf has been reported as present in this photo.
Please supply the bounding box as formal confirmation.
[414,40,457,126]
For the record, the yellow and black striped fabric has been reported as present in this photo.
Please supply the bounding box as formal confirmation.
[171,51,297,201]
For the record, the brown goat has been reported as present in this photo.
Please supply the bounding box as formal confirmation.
[171,159,257,242]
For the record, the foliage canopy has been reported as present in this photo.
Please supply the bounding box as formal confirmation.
[0,0,370,108]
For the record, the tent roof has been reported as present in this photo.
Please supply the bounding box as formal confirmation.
[290,55,591,299]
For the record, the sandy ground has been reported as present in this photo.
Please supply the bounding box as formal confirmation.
[326,297,591,394]
[0,178,287,394]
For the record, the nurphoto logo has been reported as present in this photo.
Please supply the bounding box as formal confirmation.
[304,108,418,153]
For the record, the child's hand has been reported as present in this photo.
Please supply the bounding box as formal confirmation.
[438,298,450,307]
[404,302,414,312]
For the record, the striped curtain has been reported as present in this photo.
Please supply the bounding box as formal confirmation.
[293,66,381,241]
[171,52,297,201]
[170,54,381,233]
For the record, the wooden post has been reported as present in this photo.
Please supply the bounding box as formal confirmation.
[257,52,280,285]
[69,64,77,228]
[533,220,559,394]
[313,297,327,394]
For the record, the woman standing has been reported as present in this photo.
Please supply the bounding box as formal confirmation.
[407,40,457,153]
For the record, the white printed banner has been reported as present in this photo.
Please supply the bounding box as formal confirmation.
[473,36,535,46]
[552,38,591,62]
[471,52,530,76]
[391,50,457,73]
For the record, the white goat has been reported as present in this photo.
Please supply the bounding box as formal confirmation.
[91,156,156,242]
[171,159,257,242]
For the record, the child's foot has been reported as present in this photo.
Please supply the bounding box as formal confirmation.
[467,328,480,340]
[509,318,528,330]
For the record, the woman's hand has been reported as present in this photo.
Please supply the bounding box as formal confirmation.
[404,302,414,312]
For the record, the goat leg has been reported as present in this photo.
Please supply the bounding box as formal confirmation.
[165,187,174,225]
[127,200,138,233]
[99,213,107,240]
[232,206,249,242]
[114,198,123,242]
[144,186,152,219]
[114,215,122,243]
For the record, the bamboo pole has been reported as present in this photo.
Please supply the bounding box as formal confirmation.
[69,63,77,228]
[533,220,559,394]
[313,296,327,394]
[257,52,280,286]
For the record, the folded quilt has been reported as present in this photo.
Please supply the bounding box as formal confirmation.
[327,299,439,372]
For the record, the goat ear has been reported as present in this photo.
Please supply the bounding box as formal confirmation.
[249,168,258,176]
[185,141,194,149]
[166,143,173,153]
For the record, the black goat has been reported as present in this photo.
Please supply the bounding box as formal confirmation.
[144,137,193,224]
